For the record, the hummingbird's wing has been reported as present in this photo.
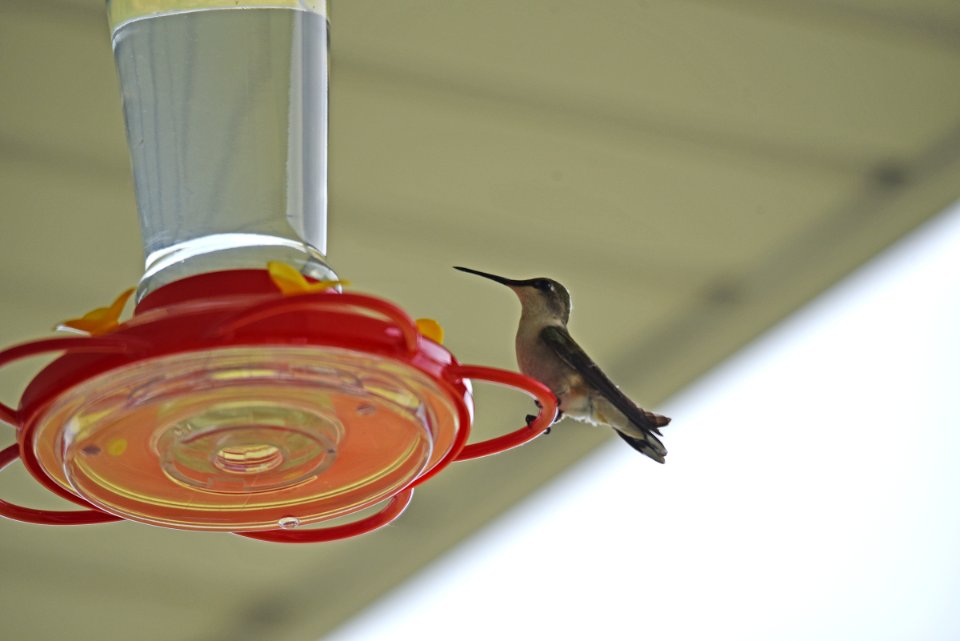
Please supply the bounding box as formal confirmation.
[539,325,669,434]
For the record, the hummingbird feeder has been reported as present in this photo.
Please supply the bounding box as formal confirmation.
[0,0,557,543]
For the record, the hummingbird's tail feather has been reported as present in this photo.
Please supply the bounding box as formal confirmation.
[647,410,671,427]
[592,399,668,462]
[615,429,666,464]
[641,409,671,434]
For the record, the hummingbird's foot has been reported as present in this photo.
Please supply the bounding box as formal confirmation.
[526,413,552,435]
[527,401,562,435]
[540,409,564,435]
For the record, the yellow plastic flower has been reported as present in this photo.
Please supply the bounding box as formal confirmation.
[415,318,444,344]
[268,261,350,295]
[59,288,135,335]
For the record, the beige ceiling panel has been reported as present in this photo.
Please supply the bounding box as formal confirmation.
[335,0,960,161]
[0,570,223,641]
[0,157,141,309]
[829,0,960,22]
[0,10,124,165]
[719,0,960,39]
[331,65,853,276]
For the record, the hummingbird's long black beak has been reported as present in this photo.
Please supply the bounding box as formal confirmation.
[453,266,527,287]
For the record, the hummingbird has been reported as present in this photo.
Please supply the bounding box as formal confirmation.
[454,266,670,463]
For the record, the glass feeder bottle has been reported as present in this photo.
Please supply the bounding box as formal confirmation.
[107,0,337,299]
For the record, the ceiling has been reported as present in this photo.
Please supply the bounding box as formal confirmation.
[1,1,959,639]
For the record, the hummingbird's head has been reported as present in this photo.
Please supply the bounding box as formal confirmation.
[453,266,572,325]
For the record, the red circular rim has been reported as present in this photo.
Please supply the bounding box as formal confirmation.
[447,364,558,461]
[235,488,415,543]
[0,444,120,525]
[0,335,148,428]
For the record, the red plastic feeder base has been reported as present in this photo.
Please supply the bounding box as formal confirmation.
[0,270,557,543]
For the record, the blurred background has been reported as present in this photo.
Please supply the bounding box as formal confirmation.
[1,1,959,639]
